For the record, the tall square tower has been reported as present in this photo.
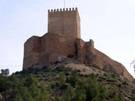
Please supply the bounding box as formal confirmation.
[48,8,81,40]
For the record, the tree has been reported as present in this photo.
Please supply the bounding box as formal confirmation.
[1,69,9,76]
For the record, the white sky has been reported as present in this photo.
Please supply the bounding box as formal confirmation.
[0,0,135,77]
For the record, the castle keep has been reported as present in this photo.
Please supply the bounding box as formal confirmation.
[23,8,81,69]
[23,8,133,81]
[48,8,80,40]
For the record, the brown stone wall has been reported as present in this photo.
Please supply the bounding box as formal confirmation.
[76,39,134,81]
[39,33,76,65]
[92,49,134,81]
[23,35,134,81]
[23,36,41,69]
[48,8,80,41]
[76,39,95,64]
[23,33,77,69]
[76,39,85,63]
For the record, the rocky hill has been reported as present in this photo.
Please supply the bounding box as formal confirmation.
[0,62,135,101]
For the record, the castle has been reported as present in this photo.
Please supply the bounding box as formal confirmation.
[23,8,134,81]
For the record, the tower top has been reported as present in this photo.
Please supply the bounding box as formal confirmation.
[48,7,80,39]
[48,7,78,13]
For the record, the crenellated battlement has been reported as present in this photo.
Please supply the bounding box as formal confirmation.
[48,8,78,13]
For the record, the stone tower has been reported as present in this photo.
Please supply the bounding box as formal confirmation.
[48,8,80,41]
[23,8,81,69]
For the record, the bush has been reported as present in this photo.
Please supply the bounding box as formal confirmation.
[0,67,133,101]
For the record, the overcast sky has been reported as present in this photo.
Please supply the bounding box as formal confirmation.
[0,0,135,77]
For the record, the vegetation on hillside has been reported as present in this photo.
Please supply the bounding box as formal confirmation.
[0,65,135,101]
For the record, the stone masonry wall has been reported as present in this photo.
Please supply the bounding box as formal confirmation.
[23,36,41,69]
[48,8,80,41]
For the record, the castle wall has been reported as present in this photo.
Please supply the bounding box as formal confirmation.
[23,33,77,69]
[23,8,81,69]
[39,33,76,65]
[48,8,80,41]
[23,36,41,69]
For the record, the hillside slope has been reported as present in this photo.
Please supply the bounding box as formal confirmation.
[0,63,135,101]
